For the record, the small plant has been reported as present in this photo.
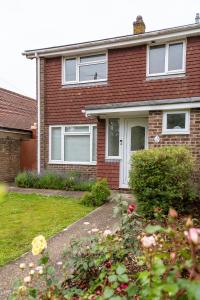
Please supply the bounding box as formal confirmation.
[81,178,111,206]
[129,146,196,218]
[37,172,65,189]
[15,171,39,188]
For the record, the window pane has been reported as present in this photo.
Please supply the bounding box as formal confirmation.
[65,59,76,82]
[80,54,106,63]
[167,113,186,129]
[149,45,165,74]
[65,126,89,133]
[79,63,107,81]
[168,43,183,71]
[51,127,61,160]
[108,119,119,156]
[64,135,90,162]
[131,126,145,151]
[92,126,97,161]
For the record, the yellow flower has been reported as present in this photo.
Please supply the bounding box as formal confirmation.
[31,235,47,256]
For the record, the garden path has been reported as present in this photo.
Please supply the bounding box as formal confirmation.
[0,189,134,299]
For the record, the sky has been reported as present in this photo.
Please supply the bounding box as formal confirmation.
[0,0,199,98]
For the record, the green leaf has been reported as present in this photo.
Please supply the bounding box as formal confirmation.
[116,264,126,275]
[108,274,118,283]
[118,274,129,283]
[39,254,49,265]
[47,266,55,275]
[145,224,163,234]
[162,283,179,296]
[138,270,149,284]
[127,284,138,297]
[103,287,114,298]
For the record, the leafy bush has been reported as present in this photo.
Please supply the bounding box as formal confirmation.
[81,178,111,206]
[129,146,196,217]
[10,199,200,300]
[15,171,39,188]
[15,171,95,192]
[36,172,65,189]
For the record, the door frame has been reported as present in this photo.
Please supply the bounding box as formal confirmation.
[119,118,148,188]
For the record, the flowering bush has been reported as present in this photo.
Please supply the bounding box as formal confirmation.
[10,198,200,300]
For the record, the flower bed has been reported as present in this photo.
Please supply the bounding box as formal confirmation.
[10,197,200,300]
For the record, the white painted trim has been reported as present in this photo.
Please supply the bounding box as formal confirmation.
[85,102,200,117]
[24,25,200,59]
[119,118,148,188]
[146,40,186,77]
[36,54,41,174]
[49,124,97,165]
[62,52,108,85]
[105,118,121,160]
[162,110,190,134]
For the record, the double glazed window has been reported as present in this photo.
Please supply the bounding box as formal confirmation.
[106,118,120,158]
[148,42,185,76]
[50,125,97,164]
[162,111,190,134]
[64,53,107,84]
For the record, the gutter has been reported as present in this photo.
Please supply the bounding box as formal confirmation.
[23,23,200,59]
[0,127,32,135]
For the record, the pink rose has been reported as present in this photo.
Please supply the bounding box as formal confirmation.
[185,228,200,245]
[128,204,136,214]
[141,236,156,248]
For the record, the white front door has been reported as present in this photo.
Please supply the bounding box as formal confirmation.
[120,118,148,188]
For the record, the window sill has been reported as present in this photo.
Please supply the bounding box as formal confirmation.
[146,73,186,81]
[48,161,97,166]
[62,80,107,88]
[105,157,121,161]
[162,131,190,135]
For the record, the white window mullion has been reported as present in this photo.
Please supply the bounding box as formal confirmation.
[61,126,64,162]
[165,44,169,73]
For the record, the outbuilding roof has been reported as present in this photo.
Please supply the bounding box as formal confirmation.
[0,87,36,132]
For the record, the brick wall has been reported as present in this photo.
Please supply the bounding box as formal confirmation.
[39,36,200,188]
[97,119,119,189]
[148,108,200,184]
[43,36,200,125]
[0,131,31,182]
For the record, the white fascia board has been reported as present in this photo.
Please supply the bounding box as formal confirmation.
[84,102,200,117]
[24,26,200,59]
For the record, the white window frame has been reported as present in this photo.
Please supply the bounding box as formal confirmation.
[105,118,121,159]
[62,52,108,85]
[147,40,186,77]
[49,124,97,165]
[162,110,190,135]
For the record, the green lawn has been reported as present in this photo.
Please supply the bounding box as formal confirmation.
[0,192,93,266]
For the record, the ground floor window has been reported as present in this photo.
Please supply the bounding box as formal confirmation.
[162,111,190,134]
[106,118,120,158]
[49,124,97,164]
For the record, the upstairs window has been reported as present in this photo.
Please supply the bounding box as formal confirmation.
[63,53,107,84]
[148,41,185,76]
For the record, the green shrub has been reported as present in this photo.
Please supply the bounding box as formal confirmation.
[81,178,111,206]
[129,146,195,217]
[15,171,39,188]
[36,172,65,189]
[15,171,95,192]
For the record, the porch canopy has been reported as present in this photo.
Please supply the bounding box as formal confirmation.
[83,97,200,118]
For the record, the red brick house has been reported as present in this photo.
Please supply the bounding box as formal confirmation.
[0,87,36,182]
[24,16,200,189]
